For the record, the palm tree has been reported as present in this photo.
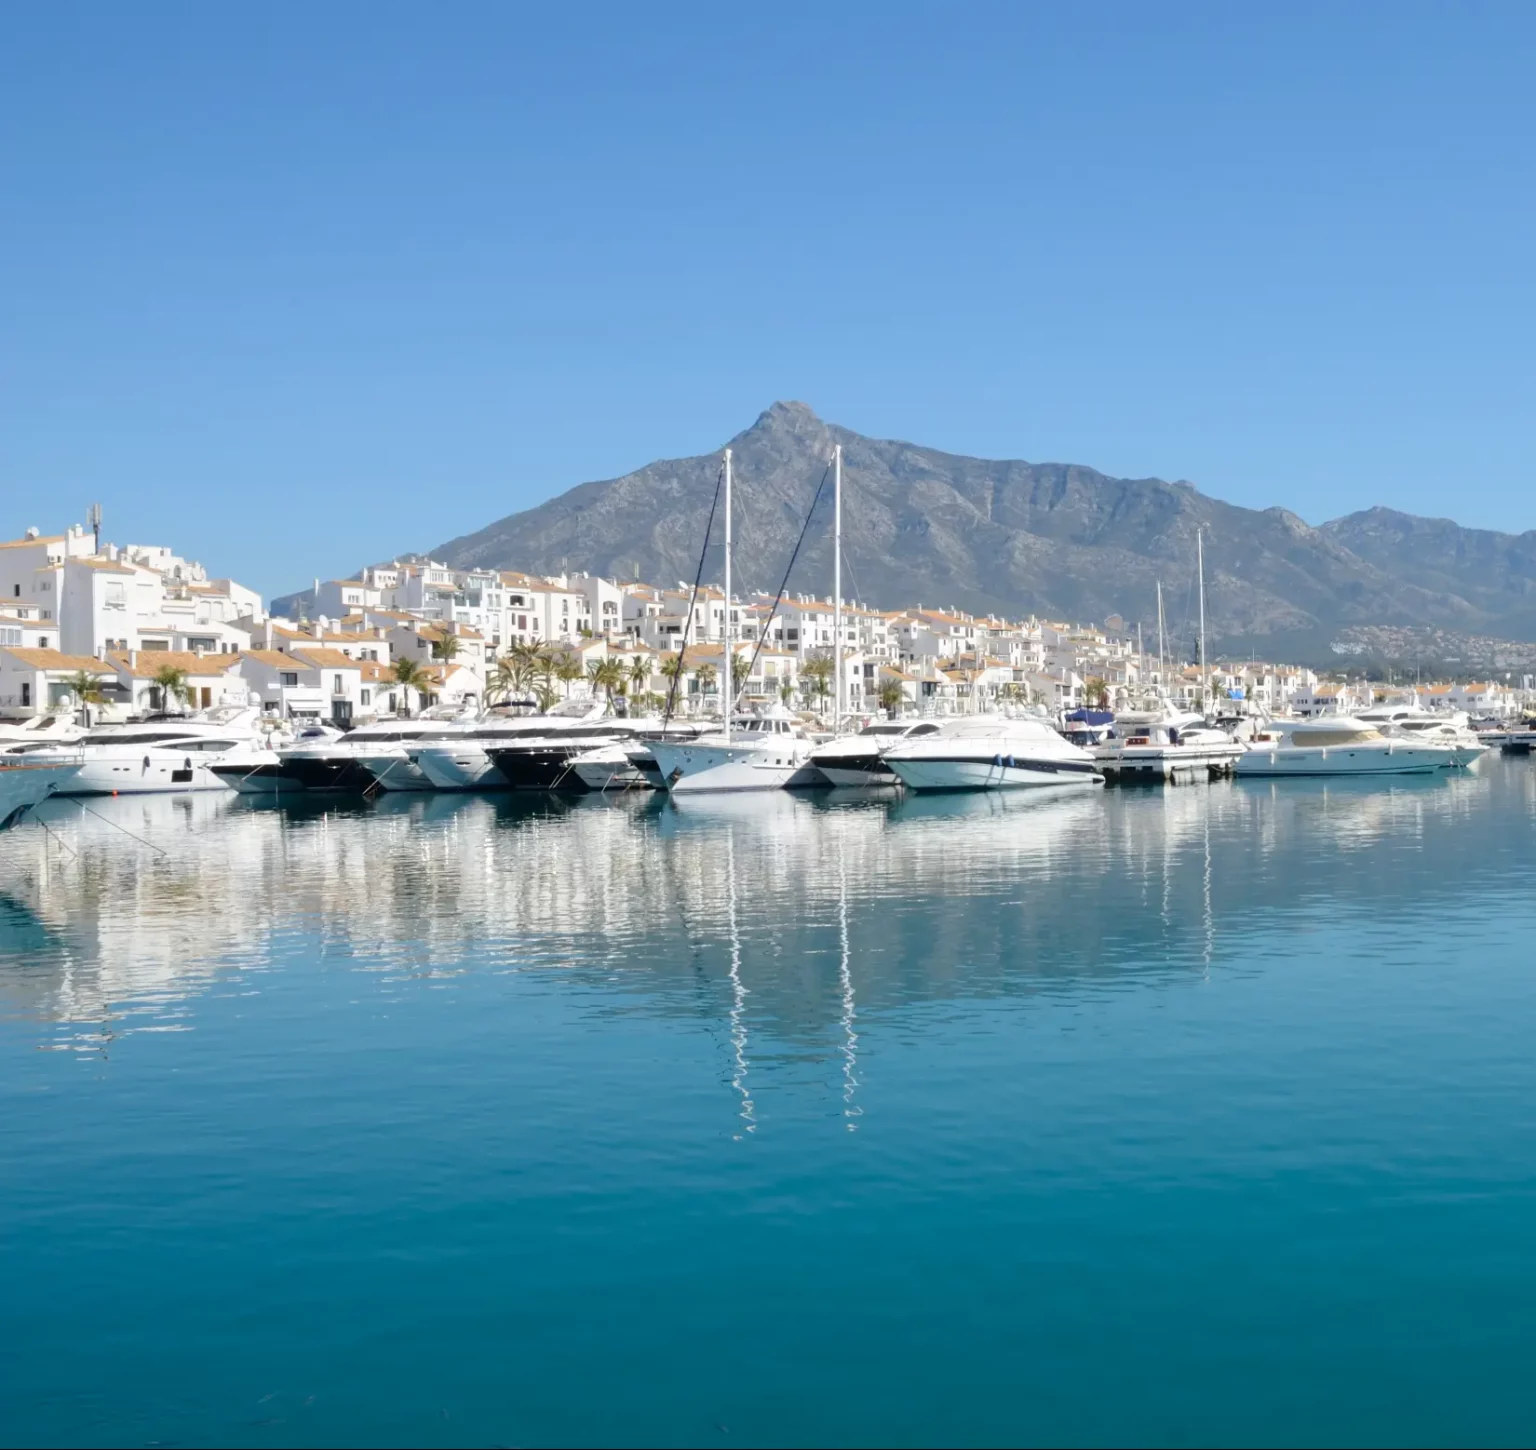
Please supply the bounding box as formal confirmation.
[695,663,717,700]
[800,651,833,712]
[627,655,650,696]
[1084,676,1110,709]
[64,669,106,726]
[588,657,625,707]
[555,652,584,699]
[151,664,190,715]
[431,630,461,664]
[533,681,561,713]
[392,658,429,718]
[728,652,749,707]
[780,681,796,706]
[877,680,903,716]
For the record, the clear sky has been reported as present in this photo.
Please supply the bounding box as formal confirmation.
[3,2,1533,599]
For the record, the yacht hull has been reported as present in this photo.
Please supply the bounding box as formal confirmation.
[354,752,435,791]
[61,749,237,796]
[485,745,595,792]
[650,740,821,793]
[412,744,509,791]
[0,762,83,829]
[809,753,901,788]
[1235,744,1451,776]
[211,762,306,795]
[888,754,1103,792]
[275,756,378,793]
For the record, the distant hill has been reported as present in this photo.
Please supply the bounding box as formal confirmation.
[277,402,1536,658]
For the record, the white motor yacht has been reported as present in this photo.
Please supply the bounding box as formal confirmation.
[1095,711,1246,782]
[1356,707,1488,767]
[273,710,471,793]
[881,715,1103,792]
[568,723,716,792]
[0,755,84,829]
[409,700,608,790]
[650,704,822,793]
[58,707,263,795]
[807,719,946,787]
[1235,717,1458,776]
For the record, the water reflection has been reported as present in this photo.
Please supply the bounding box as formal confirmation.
[0,762,1532,1074]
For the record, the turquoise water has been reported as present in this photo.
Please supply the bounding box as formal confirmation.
[4,762,1536,1447]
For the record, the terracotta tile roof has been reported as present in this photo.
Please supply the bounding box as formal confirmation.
[0,534,66,550]
[0,648,112,671]
[240,649,300,669]
[108,650,241,678]
[289,648,363,671]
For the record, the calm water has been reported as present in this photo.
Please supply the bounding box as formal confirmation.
[4,762,1536,1447]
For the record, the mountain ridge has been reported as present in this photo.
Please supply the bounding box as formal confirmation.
[281,402,1536,658]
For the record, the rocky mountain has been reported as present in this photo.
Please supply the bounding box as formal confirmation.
[275,403,1534,658]
[406,401,1534,658]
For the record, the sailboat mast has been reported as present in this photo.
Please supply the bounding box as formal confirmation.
[1197,528,1208,715]
[1156,581,1166,692]
[833,443,842,734]
[723,447,732,746]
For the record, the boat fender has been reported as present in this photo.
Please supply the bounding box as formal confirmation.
[1006,755,1016,769]
[993,754,1004,768]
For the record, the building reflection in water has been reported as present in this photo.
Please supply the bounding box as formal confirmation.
[0,764,1522,1112]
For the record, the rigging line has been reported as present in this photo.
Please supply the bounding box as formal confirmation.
[73,799,169,857]
[662,461,726,729]
[734,463,833,709]
[840,544,862,615]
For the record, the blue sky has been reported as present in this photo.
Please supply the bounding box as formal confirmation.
[3,2,1533,598]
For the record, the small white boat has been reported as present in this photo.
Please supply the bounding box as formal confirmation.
[1234,717,1457,776]
[1095,711,1246,781]
[883,716,1103,792]
[650,705,822,794]
[807,719,945,787]
[0,755,84,829]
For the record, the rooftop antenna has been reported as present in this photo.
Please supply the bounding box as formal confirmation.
[87,503,102,554]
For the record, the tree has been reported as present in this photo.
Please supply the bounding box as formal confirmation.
[555,652,584,698]
[64,669,106,726]
[431,630,461,664]
[731,652,750,692]
[801,651,833,711]
[627,655,650,695]
[1084,676,1110,709]
[534,681,561,713]
[694,663,717,702]
[151,665,190,714]
[489,653,534,704]
[587,657,625,706]
[392,658,430,717]
[780,681,796,706]
[877,680,903,716]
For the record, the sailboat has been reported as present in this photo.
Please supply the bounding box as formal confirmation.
[650,448,821,792]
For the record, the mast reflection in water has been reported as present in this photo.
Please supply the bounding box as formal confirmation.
[4,761,1536,1446]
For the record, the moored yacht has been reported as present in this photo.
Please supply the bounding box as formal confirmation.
[568,722,716,792]
[0,713,85,748]
[1094,710,1245,782]
[650,705,822,793]
[57,707,263,795]
[1234,717,1458,776]
[808,719,945,787]
[486,716,681,792]
[883,715,1103,792]
[1356,706,1488,767]
[410,700,607,790]
[274,710,471,793]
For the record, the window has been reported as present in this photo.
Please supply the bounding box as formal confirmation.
[280,672,298,687]
[38,637,48,649]
[40,610,51,620]
[21,683,30,706]
[333,675,344,695]
[360,689,371,706]
[0,627,18,647]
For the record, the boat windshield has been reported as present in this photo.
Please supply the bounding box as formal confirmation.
[1291,727,1384,746]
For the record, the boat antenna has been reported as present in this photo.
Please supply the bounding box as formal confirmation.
[833,442,842,735]
[1197,528,1208,716]
[661,457,726,730]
